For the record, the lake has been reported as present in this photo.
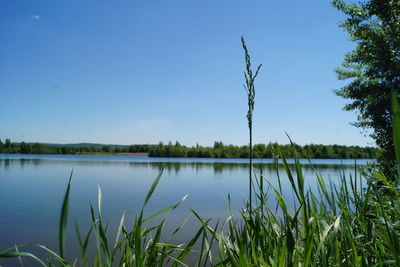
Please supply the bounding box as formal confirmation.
[0,154,372,266]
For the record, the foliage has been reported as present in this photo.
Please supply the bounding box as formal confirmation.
[0,138,378,159]
[195,152,400,266]
[0,140,150,155]
[332,0,400,166]
[148,141,377,159]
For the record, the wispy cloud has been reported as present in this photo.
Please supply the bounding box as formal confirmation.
[31,15,40,20]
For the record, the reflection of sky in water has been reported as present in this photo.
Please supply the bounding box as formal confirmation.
[0,155,370,266]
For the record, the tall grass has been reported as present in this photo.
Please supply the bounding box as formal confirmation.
[194,154,400,266]
[241,36,262,212]
[0,168,199,266]
[187,91,400,266]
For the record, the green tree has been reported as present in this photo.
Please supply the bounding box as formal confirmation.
[102,145,112,153]
[5,138,11,149]
[32,143,42,154]
[20,142,29,154]
[333,0,400,165]
[213,141,224,149]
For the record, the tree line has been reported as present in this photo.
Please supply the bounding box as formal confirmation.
[0,139,142,155]
[148,141,377,159]
[0,138,378,159]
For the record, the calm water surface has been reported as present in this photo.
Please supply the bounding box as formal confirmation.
[0,154,372,266]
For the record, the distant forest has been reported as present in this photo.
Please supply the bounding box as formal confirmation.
[0,138,378,159]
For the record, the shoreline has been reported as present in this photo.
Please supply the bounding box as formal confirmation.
[77,152,149,156]
[0,152,374,162]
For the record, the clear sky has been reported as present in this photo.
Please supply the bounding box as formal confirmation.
[0,0,374,147]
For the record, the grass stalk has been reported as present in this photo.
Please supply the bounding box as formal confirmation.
[241,36,262,212]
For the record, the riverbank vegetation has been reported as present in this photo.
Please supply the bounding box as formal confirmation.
[148,141,377,159]
[0,138,378,159]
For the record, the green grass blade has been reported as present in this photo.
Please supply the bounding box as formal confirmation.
[143,167,164,207]
[14,244,24,267]
[98,185,102,216]
[113,212,125,250]
[59,170,73,259]
[0,251,47,267]
[392,91,400,171]
[144,194,188,223]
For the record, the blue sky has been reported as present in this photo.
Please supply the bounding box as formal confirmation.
[0,0,373,146]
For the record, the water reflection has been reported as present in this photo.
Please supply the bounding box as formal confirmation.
[0,157,358,175]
